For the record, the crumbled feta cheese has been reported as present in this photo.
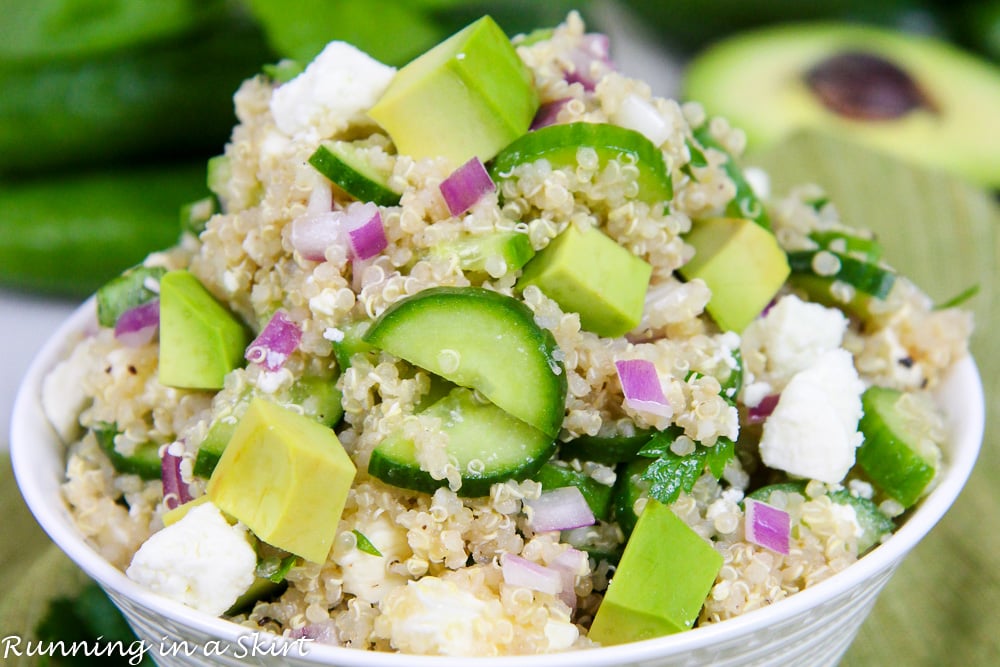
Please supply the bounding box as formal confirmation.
[125,502,256,616]
[741,294,848,388]
[743,166,770,199]
[375,577,502,656]
[41,342,93,442]
[544,618,579,651]
[758,349,864,484]
[269,41,396,140]
[334,514,409,604]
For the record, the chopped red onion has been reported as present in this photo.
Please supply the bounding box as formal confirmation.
[747,393,781,424]
[114,299,160,347]
[245,310,302,371]
[531,98,571,130]
[615,359,672,418]
[548,548,587,607]
[565,33,612,91]
[525,486,595,533]
[290,211,343,262]
[501,553,563,596]
[440,157,495,217]
[343,202,387,260]
[745,498,791,555]
[162,443,192,511]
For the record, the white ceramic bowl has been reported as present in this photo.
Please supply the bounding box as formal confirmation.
[12,298,985,667]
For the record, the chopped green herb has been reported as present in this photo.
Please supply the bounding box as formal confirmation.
[935,284,980,310]
[353,529,383,557]
[636,430,735,505]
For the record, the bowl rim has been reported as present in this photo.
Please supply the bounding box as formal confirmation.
[10,297,986,666]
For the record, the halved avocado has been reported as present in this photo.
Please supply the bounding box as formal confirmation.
[682,23,1000,188]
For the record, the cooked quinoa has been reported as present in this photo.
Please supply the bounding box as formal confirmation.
[48,12,972,657]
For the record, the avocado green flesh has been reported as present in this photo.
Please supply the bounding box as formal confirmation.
[679,217,790,333]
[683,23,1000,188]
[518,224,652,338]
[588,499,723,645]
[369,387,556,497]
[368,16,538,169]
[207,398,357,564]
[363,286,567,438]
[158,270,249,390]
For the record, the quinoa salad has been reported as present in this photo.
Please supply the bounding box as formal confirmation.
[42,12,973,657]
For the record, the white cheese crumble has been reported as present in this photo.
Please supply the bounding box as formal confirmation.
[126,502,256,616]
[334,514,409,604]
[758,349,865,484]
[41,341,93,442]
[741,293,848,389]
[269,41,396,140]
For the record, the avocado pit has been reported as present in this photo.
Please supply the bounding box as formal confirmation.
[805,51,935,120]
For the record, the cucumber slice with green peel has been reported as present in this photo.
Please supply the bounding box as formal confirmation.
[612,458,652,538]
[692,125,771,230]
[789,273,882,322]
[369,387,556,497]
[489,122,673,204]
[786,249,896,299]
[289,376,344,427]
[309,141,401,207]
[828,490,895,554]
[533,461,614,520]
[96,265,167,328]
[747,482,895,554]
[562,430,654,465]
[808,230,883,262]
[857,386,940,508]
[362,286,567,438]
[93,424,161,480]
[429,230,535,276]
[330,320,378,371]
[193,417,235,479]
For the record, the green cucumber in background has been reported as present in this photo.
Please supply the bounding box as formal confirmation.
[0,0,233,64]
[0,164,207,296]
[0,12,271,175]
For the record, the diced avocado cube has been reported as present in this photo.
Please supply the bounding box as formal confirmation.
[518,225,652,338]
[588,499,723,645]
[679,217,790,333]
[367,16,538,169]
[206,398,357,563]
[158,270,249,390]
[162,496,212,527]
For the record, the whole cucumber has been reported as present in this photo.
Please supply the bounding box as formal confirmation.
[0,0,231,65]
[0,18,271,175]
[0,163,207,296]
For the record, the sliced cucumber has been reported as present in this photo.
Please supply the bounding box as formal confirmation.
[429,230,535,276]
[362,286,567,438]
[808,230,883,262]
[289,375,344,427]
[611,458,651,538]
[828,490,895,554]
[692,126,770,230]
[93,424,161,480]
[748,482,895,554]
[330,320,378,371]
[533,461,614,520]
[369,387,556,497]
[96,265,167,328]
[786,250,895,299]
[857,386,940,508]
[562,430,654,465]
[489,122,673,204]
[309,140,401,207]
